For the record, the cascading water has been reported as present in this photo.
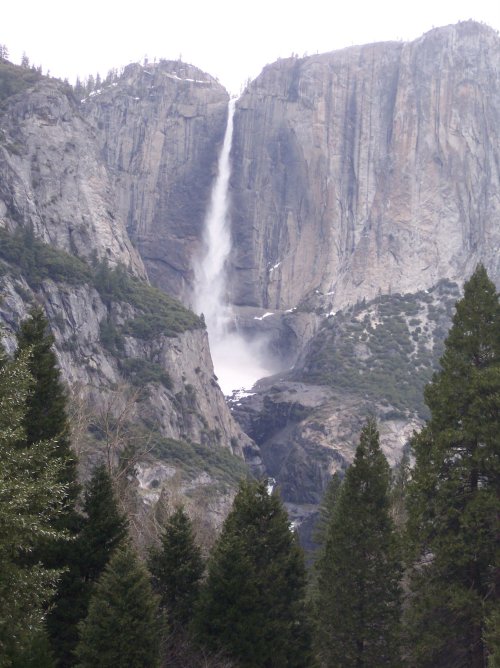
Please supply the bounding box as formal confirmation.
[193,99,275,395]
[193,98,236,340]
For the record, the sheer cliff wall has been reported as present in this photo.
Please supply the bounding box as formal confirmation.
[229,22,500,310]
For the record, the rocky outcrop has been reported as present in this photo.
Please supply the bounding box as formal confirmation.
[0,80,144,274]
[230,280,460,535]
[231,379,419,503]
[229,21,500,311]
[0,270,253,455]
[84,61,229,303]
[0,63,256,505]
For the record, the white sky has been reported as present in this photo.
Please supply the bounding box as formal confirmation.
[2,1,499,95]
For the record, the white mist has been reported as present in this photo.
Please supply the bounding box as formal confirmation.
[193,99,275,395]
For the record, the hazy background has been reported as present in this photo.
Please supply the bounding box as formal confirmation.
[3,0,499,93]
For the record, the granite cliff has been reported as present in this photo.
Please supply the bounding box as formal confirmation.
[229,21,500,311]
[0,59,254,530]
[0,21,499,534]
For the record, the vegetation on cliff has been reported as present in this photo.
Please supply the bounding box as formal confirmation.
[0,226,204,338]
[0,57,45,104]
[299,279,460,417]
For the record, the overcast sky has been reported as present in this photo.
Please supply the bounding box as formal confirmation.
[3,1,500,94]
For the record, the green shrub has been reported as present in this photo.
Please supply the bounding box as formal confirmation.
[120,358,172,389]
[0,60,43,104]
[152,436,249,486]
[0,226,91,286]
[92,260,203,339]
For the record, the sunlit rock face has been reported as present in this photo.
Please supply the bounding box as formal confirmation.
[0,81,145,275]
[229,21,500,311]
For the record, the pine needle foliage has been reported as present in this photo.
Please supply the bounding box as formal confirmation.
[75,544,160,668]
[148,506,204,630]
[194,479,313,668]
[15,305,78,500]
[78,464,129,584]
[314,418,402,667]
[406,265,500,668]
[0,350,68,663]
[15,306,82,667]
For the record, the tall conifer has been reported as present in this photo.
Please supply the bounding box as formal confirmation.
[0,350,67,664]
[47,464,128,666]
[78,464,128,583]
[15,307,83,666]
[194,479,313,667]
[76,545,160,668]
[15,306,77,498]
[406,265,500,667]
[148,506,203,629]
[314,418,402,667]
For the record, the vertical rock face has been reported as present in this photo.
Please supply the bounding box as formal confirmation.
[229,21,500,311]
[84,61,229,303]
[0,60,255,484]
[0,81,144,274]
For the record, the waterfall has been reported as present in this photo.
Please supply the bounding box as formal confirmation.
[193,98,236,338]
[193,99,275,395]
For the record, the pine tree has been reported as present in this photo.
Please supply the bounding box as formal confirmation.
[313,471,343,549]
[46,464,128,666]
[0,349,68,664]
[78,463,129,583]
[485,607,500,666]
[194,479,313,668]
[314,418,402,667]
[15,306,83,666]
[148,506,203,629]
[15,305,78,500]
[406,265,500,668]
[75,544,160,668]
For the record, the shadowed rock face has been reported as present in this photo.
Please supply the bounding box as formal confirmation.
[0,61,252,468]
[229,21,500,311]
[84,61,229,304]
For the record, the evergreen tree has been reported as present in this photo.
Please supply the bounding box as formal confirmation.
[194,479,313,668]
[75,544,160,668]
[15,306,82,666]
[148,506,203,629]
[0,350,68,664]
[11,628,55,668]
[46,464,128,666]
[308,472,343,602]
[406,265,500,668]
[313,471,343,549]
[78,463,128,583]
[15,305,78,500]
[314,418,402,667]
[485,607,500,666]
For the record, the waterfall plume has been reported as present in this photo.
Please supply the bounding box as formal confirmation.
[193,99,276,395]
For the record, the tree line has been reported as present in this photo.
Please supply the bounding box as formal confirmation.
[0,264,498,666]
